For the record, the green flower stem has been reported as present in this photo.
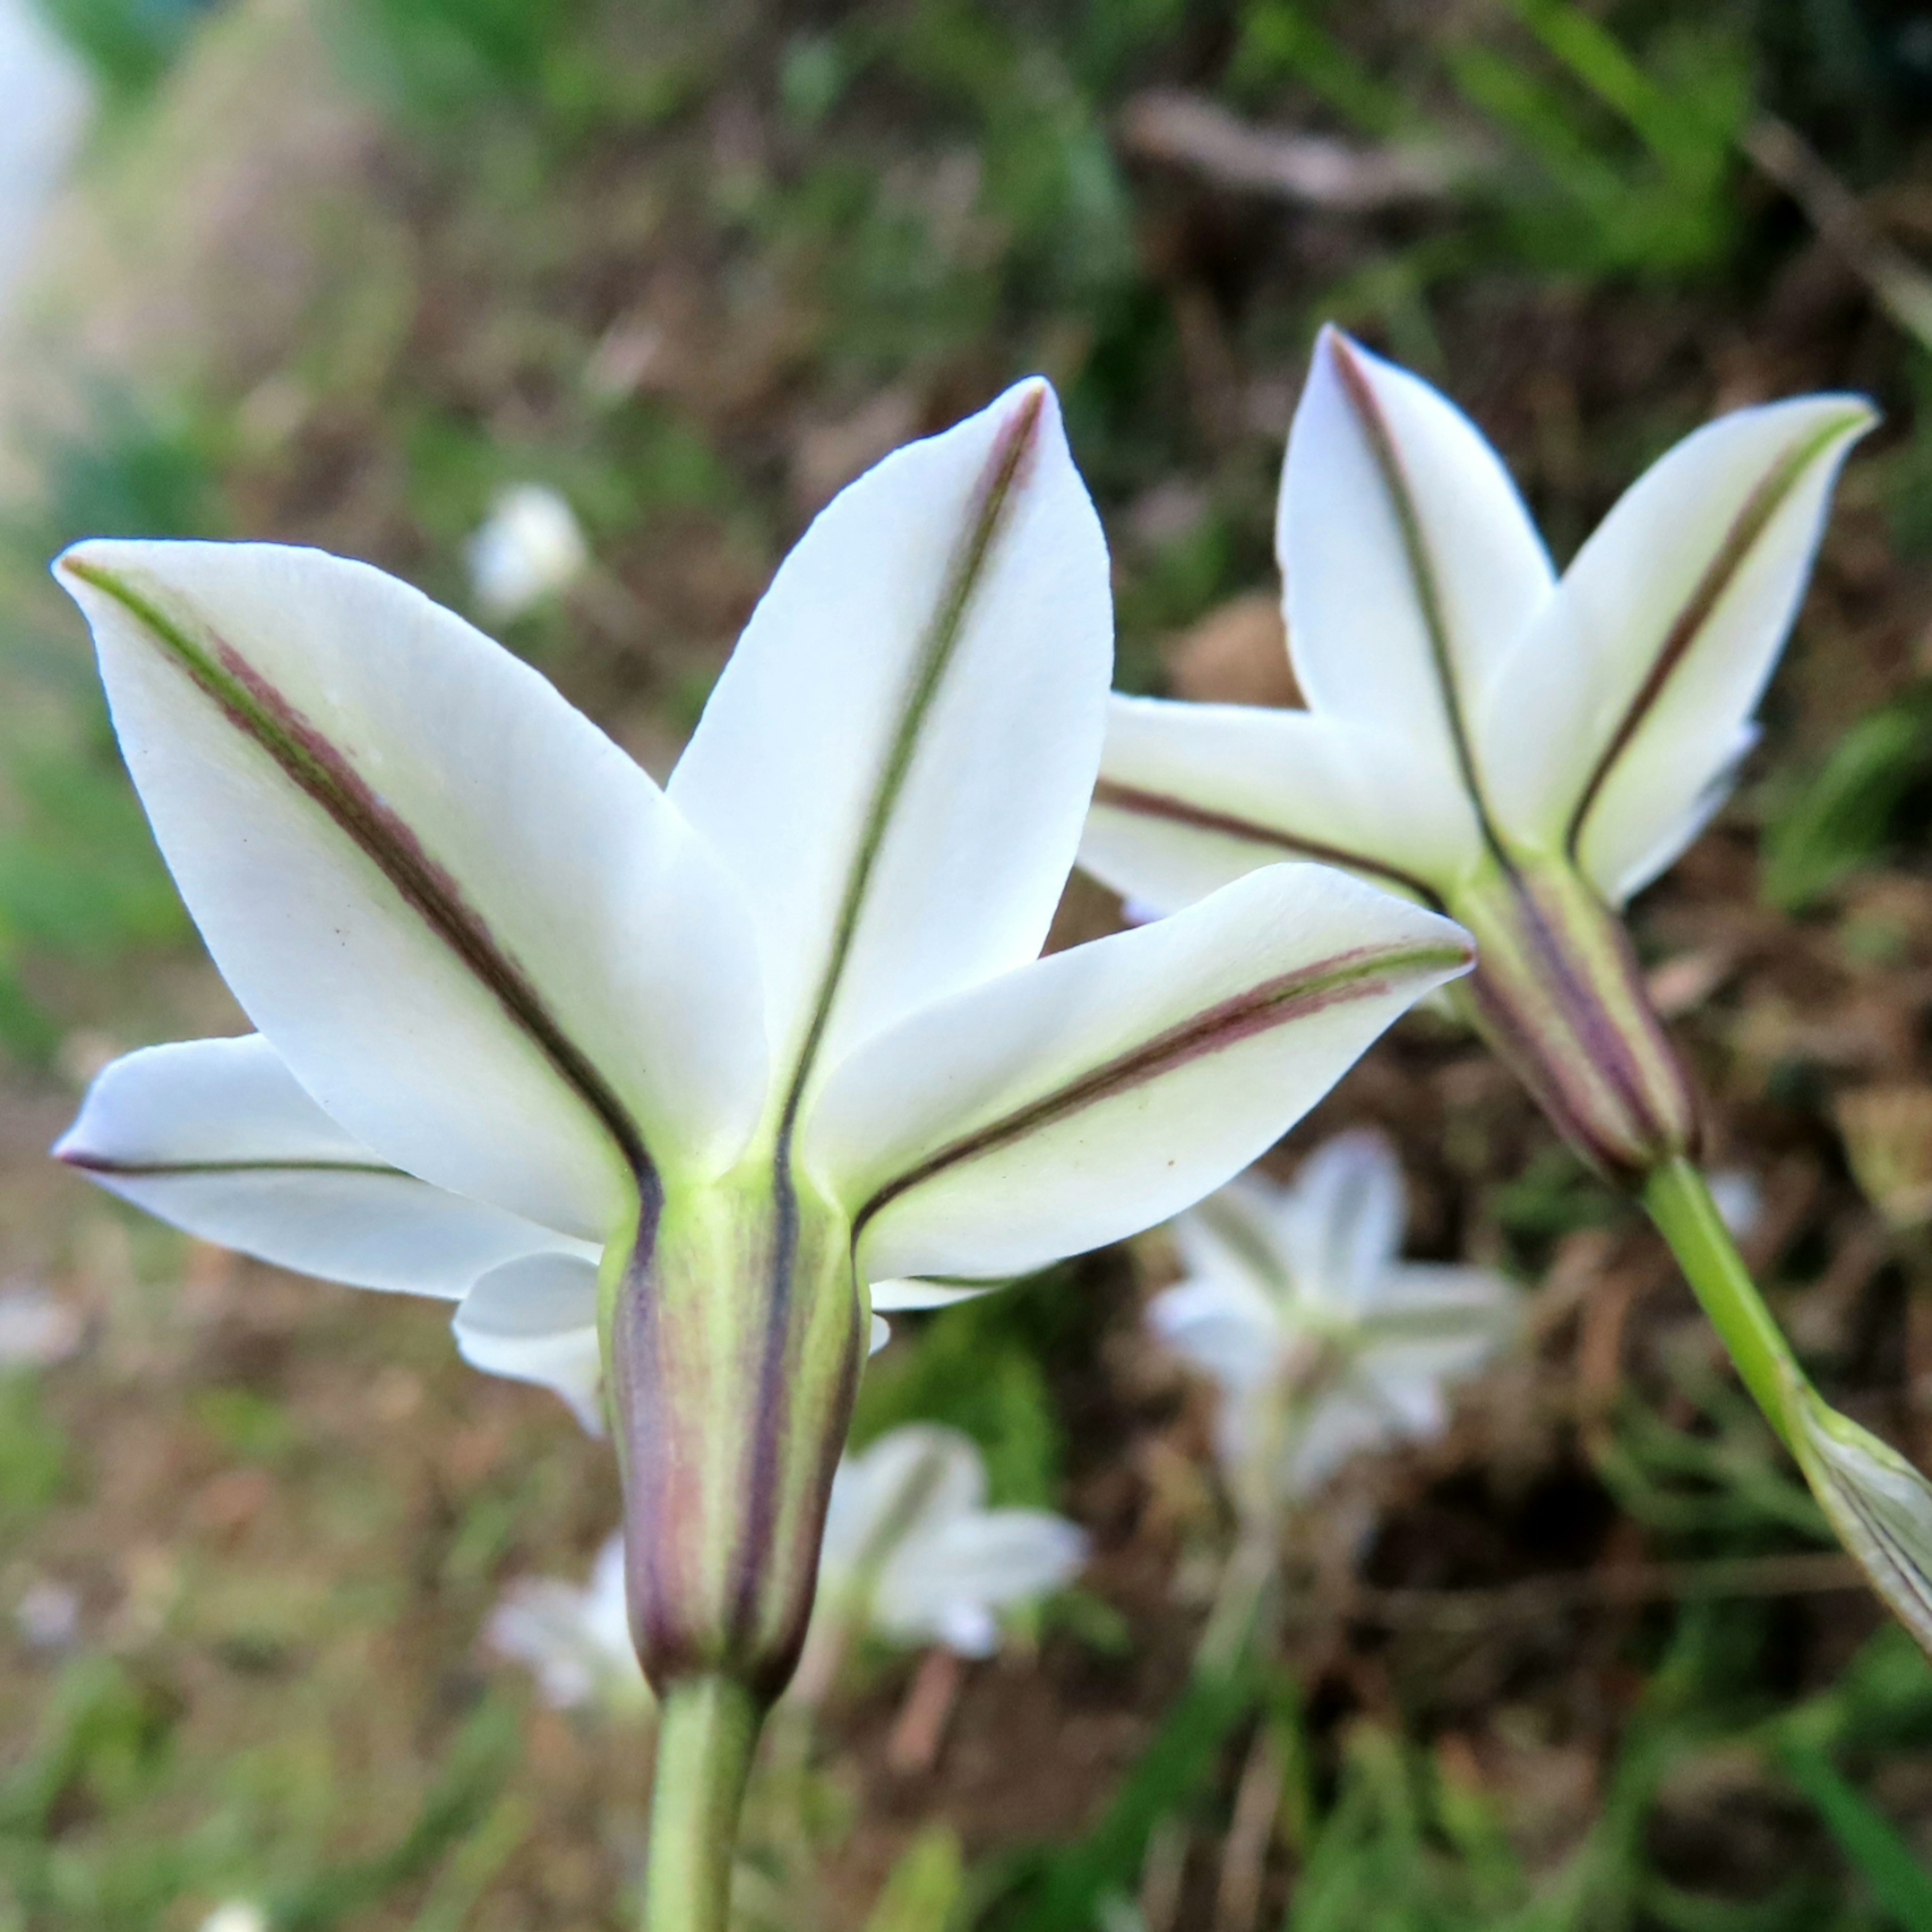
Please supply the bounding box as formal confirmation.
[641,1675,762,1932]
[1642,1156,1799,1453]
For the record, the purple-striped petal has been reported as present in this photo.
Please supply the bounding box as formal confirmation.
[802,863,1472,1283]
[57,540,769,1238]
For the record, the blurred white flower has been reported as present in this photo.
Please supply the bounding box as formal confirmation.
[818,1423,1087,1658]
[13,1576,79,1649]
[198,1905,269,1932]
[0,0,89,330]
[1706,1168,1764,1240]
[0,1284,82,1369]
[486,1534,648,1715]
[1149,1131,1517,1509]
[465,484,589,620]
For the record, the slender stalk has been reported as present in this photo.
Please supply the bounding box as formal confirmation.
[641,1675,761,1932]
[1642,1156,1799,1451]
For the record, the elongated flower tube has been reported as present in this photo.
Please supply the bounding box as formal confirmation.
[51,380,1472,1926]
[493,1431,1084,1716]
[1080,332,1932,1659]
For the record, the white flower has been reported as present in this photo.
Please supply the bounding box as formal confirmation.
[0,1284,83,1369]
[1149,1132,1516,1506]
[487,1534,648,1714]
[198,1906,269,1932]
[465,484,589,620]
[50,380,1470,1696]
[1083,329,1871,1178]
[817,1424,1087,1658]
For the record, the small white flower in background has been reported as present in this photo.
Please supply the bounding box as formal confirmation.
[816,1423,1087,1658]
[51,380,1469,1705]
[198,1904,269,1932]
[465,483,589,621]
[1148,1131,1517,1510]
[487,1534,648,1715]
[0,1284,83,1369]
[1707,1168,1764,1241]
[14,1576,79,1649]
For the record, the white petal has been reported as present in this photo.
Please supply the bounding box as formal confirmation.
[1279,329,1553,802]
[1283,1389,1404,1491]
[668,380,1110,1101]
[1364,1261,1519,1329]
[869,1313,891,1354]
[1146,1273,1282,1396]
[1473,397,1873,900]
[868,1276,1008,1312]
[1583,723,1758,906]
[807,863,1473,1282]
[56,1036,583,1297]
[453,1251,603,1430]
[57,540,769,1238]
[1083,697,1483,913]
[818,1425,987,1582]
[1171,1174,1294,1294]
[877,1510,1088,1648]
[1275,1131,1406,1315]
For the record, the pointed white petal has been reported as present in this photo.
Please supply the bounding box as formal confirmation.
[1146,1273,1282,1396]
[57,540,768,1238]
[878,1510,1088,1648]
[1275,1131,1406,1315]
[1171,1175,1294,1294]
[453,1251,603,1430]
[806,863,1473,1283]
[1082,696,1483,914]
[867,1276,1007,1311]
[1283,1388,1406,1492]
[1361,1262,1520,1344]
[1474,397,1873,900]
[669,380,1110,1102]
[1279,329,1553,798]
[819,1425,987,1582]
[1583,723,1758,906]
[55,1036,583,1296]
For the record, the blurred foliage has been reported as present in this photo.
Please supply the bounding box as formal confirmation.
[31,0,206,105]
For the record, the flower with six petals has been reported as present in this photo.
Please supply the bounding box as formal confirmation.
[1149,1131,1516,1521]
[1082,328,1872,1179]
[52,378,1472,1706]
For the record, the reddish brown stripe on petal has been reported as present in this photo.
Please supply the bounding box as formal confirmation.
[1326,335,1500,845]
[66,559,652,1186]
[852,937,1470,1237]
[1091,777,1445,908]
[1562,416,1858,857]
[59,1151,401,1179]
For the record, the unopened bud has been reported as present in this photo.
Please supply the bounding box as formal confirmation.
[604,1167,865,1705]
[1448,858,1699,1183]
[1786,1378,1932,1652]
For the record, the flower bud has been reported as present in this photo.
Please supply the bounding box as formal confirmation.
[1447,857,1699,1183]
[1786,1378,1932,1652]
[604,1167,865,1706]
